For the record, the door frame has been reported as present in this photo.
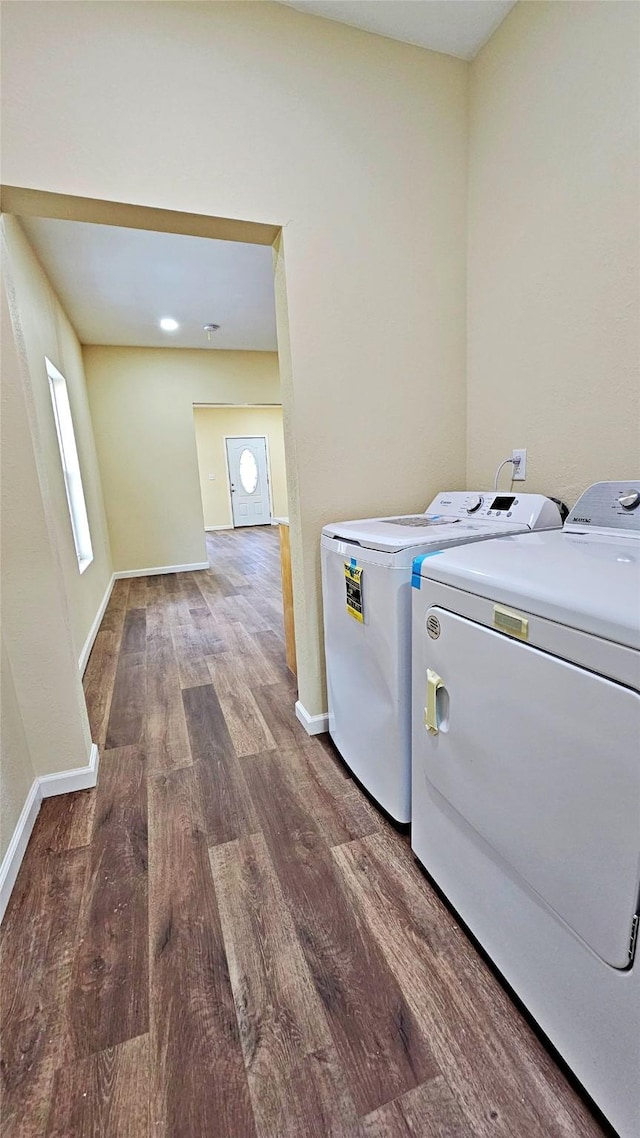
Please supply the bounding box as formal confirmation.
[223,434,274,528]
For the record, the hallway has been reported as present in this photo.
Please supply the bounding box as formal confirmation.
[0,528,607,1138]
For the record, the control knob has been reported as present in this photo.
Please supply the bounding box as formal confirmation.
[618,491,640,511]
[465,495,483,514]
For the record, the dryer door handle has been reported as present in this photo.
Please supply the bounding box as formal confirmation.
[425,669,444,734]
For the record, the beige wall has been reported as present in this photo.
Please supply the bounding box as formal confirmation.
[1,216,113,662]
[467,1,640,507]
[2,1,469,715]
[83,346,281,571]
[0,637,35,863]
[194,406,288,529]
[1,268,94,862]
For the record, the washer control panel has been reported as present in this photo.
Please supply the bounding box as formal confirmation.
[565,481,640,535]
[426,491,562,531]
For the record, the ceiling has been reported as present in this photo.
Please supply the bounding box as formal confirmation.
[20,217,278,351]
[279,0,516,61]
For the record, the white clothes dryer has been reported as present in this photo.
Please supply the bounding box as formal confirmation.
[411,481,640,1138]
[321,490,563,822]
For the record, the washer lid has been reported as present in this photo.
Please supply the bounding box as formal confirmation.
[323,491,563,553]
[321,515,525,554]
[415,529,640,649]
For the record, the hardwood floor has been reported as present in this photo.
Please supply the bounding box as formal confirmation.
[0,527,609,1137]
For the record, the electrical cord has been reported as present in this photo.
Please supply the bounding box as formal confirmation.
[494,456,521,491]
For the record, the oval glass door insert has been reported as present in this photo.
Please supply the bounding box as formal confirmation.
[239,447,259,494]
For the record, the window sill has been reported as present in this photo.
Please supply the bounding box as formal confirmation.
[78,556,93,575]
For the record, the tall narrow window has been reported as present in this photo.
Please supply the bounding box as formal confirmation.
[46,358,93,573]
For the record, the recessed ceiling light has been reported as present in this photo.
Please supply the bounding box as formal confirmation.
[159,317,179,332]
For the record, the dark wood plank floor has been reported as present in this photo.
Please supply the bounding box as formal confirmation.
[0,527,609,1137]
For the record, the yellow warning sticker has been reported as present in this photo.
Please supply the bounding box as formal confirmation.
[345,562,364,622]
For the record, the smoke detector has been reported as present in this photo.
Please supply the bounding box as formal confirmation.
[203,323,220,342]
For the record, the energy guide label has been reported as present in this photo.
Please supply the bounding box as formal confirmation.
[344,562,364,622]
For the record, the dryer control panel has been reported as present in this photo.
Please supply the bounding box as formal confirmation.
[426,492,562,532]
[565,481,640,536]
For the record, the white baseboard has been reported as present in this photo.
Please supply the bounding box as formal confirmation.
[79,574,115,674]
[39,742,100,797]
[0,781,41,924]
[113,561,209,578]
[205,525,233,532]
[295,700,329,736]
[0,743,99,924]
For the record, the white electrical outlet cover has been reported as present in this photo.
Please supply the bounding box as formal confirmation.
[512,449,527,481]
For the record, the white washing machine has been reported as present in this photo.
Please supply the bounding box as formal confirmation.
[411,481,640,1138]
[321,490,563,823]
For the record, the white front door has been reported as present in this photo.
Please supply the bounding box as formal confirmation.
[225,436,271,527]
